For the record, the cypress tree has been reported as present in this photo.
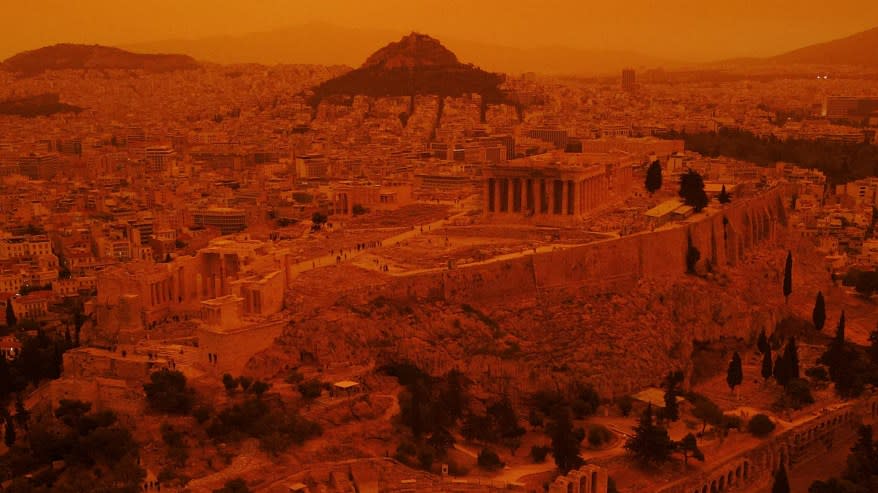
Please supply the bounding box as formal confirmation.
[5,300,15,328]
[812,291,826,331]
[718,184,731,204]
[783,337,799,381]
[726,352,743,392]
[774,353,790,387]
[757,329,770,354]
[761,347,773,382]
[662,371,682,422]
[836,311,846,343]
[4,417,14,447]
[645,160,663,194]
[771,465,790,493]
[783,251,793,303]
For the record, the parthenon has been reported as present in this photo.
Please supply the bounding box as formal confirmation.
[483,151,636,224]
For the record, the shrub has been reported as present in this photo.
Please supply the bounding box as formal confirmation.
[616,395,634,417]
[298,379,322,399]
[747,414,776,437]
[805,366,828,381]
[143,370,193,415]
[477,448,504,470]
[587,424,613,448]
[530,445,550,463]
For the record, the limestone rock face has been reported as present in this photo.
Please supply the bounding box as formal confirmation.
[362,33,459,69]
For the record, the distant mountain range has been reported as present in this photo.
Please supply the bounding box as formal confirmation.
[770,26,878,66]
[1,44,199,75]
[122,23,675,75]
[308,33,508,108]
[120,22,878,75]
[4,24,878,77]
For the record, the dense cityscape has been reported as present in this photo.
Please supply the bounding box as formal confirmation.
[1,5,878,493]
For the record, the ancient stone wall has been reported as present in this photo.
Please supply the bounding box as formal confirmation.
[655,394,878,493]
[374,186,789,305]
[196,320,286,376]
[548,464,609,493]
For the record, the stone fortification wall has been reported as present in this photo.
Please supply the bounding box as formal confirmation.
[655,394,878,493]
[375,187,789,304]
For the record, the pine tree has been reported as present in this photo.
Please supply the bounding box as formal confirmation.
[624,404,674,465]
[761,348,773,382]
[771,465,790,493]
[812,291,826,331]
[677,433,704,466]
[718,184,731,204]
[726,352,743,392]
[782,251,793,303]
[645,160,663,194]
[757,329,770,354]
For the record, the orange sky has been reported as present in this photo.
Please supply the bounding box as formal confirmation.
[3,0,878,61]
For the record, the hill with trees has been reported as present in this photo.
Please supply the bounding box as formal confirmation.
[1,44,199,75]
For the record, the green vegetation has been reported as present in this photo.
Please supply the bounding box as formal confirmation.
[783,251,793,303]
[659,128,878,184]
[477,448,504,470]
[809,425,878,492]
[625,404,674,465]
[0,93,82,117]
[143,369,194,415]
[679,169,708,212]
[645,160,662,194]
[747,414,776,437]
[214,478,251,493]
[0,399,144,491]
[812,291,826,331]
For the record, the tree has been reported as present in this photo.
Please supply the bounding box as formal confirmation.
[662,371,683,422]
[678,169,709,212]
[783,251,793,303]
[692,395,723,435]
[783,337,800,381]
[686,239,701,274]
[774,353,791,387]
[4,417,14,447]
[717,184,731,204]
[812,291,826,331]
[143,369,193,414]
[624,404,674,465]
[772,465,790,493]
[549,406,584,474]
[213,478,251,493]
[727,352,743,394]
[836,311,846,343]
[477,448,504,470]
[5,299,16,328]
[311,212,328,230]
[761,347,774,382]
[869,328,878,368]
[222,373,239,394]
[251,380,270,397]
[677,433,704,466]
[645,160,663,194]
[757,329,770,354]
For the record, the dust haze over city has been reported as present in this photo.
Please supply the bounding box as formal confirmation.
[3,1,878,492]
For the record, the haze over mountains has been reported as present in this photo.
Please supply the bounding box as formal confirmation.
[3,23,877,77]
[120,22,878,75]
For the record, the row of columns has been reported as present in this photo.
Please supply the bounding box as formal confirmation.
[148,279,173,307]
[485,176,609,217]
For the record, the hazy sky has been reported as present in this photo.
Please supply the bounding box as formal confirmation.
[3,0,878,61]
